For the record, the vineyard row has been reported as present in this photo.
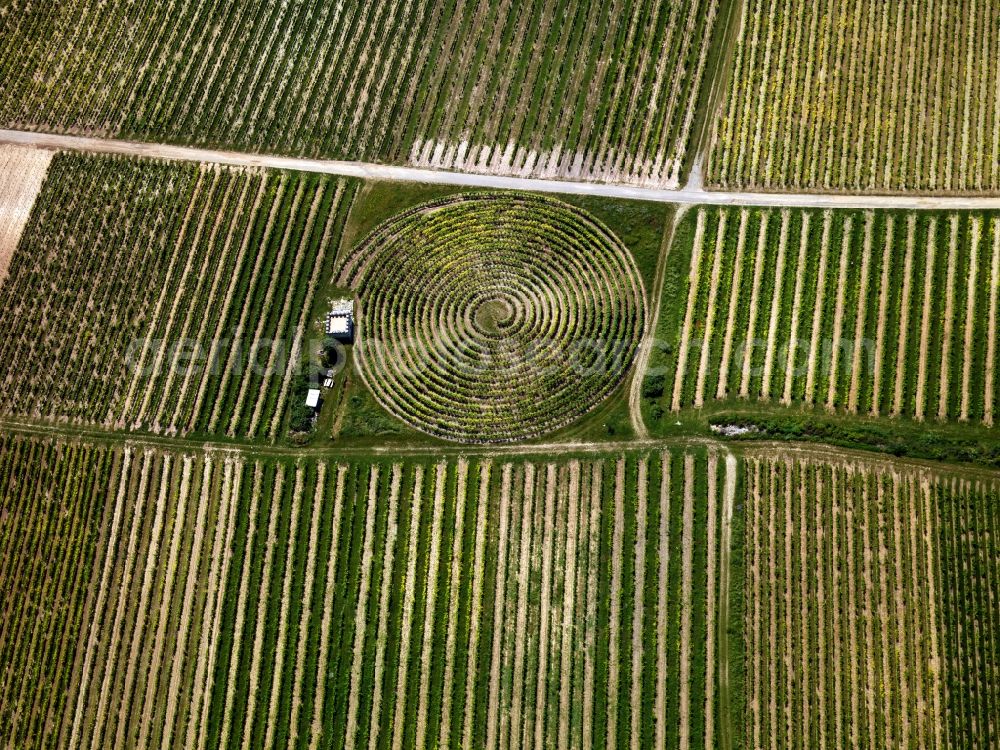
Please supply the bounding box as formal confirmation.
[660,207,1000,425]
[743,451,1000,749]
[0,0,725,187]
[710,0,1000,193]
[0,434,736,750]
[0,153,357,440]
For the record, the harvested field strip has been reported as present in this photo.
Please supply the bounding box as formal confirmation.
[660,207,1000,425]
[0,145,52,283]
[0,152,356,439]
[742,450,1000,748]
[0,0,724,187]
[710,0,1000,192]
[0,434,738,750]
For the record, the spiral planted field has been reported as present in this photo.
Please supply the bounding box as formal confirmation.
[338,194,646,443]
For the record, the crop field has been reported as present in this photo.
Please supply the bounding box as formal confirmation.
[0,435,114,750]
[0,145,51,280]
[655,207,1000,425]
[0,0,726,187]
[0,433,737,750]
[709,0,1000,192]
[743,450,1000,750]
[337,193,646,443]
[0,152,356,439]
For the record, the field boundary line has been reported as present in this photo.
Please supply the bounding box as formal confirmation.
[5,129,1000,209]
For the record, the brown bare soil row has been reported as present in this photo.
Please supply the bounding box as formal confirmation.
[557,461,581,750]
[937,216,961,420]
[390,466,426,750]
[582,462,603,750]
[678,454,696,750]
[986,219,1000,425]
[461,462,493,750]
[159,456,217,750]
[629,458,648,750]
[236,466,285,750]
[846,212,874,413]
[892,216,918,416]
[135,456,196,750]
[804,212,833,404]
[437,459,469,750]
[673,210,708,411]
[716,211,751,400]
[738,214,771,398]
[825,216,854,410]
[695,211,729,407]
[870,217,894,416]
[344,465,383,750]
[364,464,403,746]
[484,464,513,750]
[703,453,718,749]
[914,218,939,420]
[761,211,791,399]
[654,454,672,750]
[606,458,626,750]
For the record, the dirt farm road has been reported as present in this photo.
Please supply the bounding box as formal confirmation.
[4,129,1000,211]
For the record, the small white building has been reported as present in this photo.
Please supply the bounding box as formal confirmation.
[326,298,355,342]
[305,388,321,410]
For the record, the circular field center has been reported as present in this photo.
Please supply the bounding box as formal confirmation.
[338,193,646,443]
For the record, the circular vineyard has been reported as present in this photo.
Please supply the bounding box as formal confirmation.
[339,193,646,443]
